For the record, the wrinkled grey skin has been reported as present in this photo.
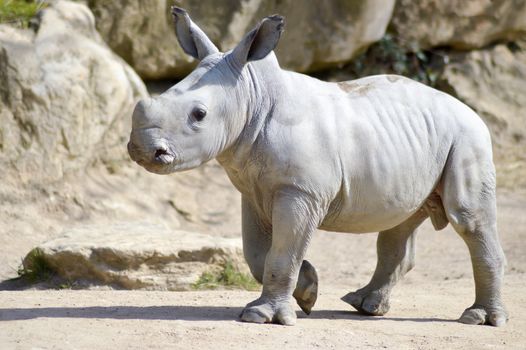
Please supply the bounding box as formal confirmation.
[128,7,508,327]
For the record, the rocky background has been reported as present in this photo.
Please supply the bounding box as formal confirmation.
[0,0,525,288]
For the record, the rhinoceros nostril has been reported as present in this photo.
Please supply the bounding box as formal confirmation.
[154,148,168,158]
[154,148,175,165]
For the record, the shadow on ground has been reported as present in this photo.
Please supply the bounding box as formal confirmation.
[0,305,242,321]
[0,278,50,291]
[306,309,456,323]
[0,305,456,324]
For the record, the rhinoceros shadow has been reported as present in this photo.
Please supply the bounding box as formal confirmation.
[306,310,456,323]
[0,306,455,323]
[0,305,243,321]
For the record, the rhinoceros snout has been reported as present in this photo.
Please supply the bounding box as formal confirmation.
[127,139,176,171]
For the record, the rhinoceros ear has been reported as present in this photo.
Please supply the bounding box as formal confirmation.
[230,15,284,67]
[171,7,219,60]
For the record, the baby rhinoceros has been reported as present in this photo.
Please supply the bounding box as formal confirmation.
[128,7,508,327]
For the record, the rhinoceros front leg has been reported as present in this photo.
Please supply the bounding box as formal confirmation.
[240,190,321,325]
[342,212,427,315]
[241,196,319,315]
[241,196,271,284]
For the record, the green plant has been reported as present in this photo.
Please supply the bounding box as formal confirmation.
[58,280,77,289]
[192,261,260,291]
[16,248,54,282]
[0,0,47,28]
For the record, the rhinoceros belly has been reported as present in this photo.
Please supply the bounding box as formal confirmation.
[319,79,455,233]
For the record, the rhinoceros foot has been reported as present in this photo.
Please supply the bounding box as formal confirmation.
[459,304,508,327]
[240,297,296,326]
[341,288,390,316]
[293,260,318,315]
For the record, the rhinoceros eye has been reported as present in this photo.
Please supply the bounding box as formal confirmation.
[191,107,207,122]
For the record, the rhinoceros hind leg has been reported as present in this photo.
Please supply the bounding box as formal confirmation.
[293,260,318,315]
[445,206,508,327]
[342,212,427,316]
[341,288,390,315]
[441,142,508,326]
[459,306,507,326]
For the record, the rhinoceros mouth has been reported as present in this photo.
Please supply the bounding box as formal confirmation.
[137,157,178,175]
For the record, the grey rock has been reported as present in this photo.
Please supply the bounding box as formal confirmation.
[0,0,147,185]
[439,41,526,187]
[89,0,394,78]
[24,222,245,290]
[392,0,526,50]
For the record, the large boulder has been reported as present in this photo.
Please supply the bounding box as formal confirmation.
[252,0,396,72]
[438,41,526,187]
[0,1,147,185]
[23,222,246,290]
[88,0,195,80]
[88,0,394,79]
[391,0,526,50]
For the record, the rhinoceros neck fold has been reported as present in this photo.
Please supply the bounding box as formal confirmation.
[217,54,283,172]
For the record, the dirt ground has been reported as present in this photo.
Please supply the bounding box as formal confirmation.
[1,276,525,350]
[0,166,525,349]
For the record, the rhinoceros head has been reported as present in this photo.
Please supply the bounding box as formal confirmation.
[127,7,284,174]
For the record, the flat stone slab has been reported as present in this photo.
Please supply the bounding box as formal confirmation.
[23,222,244,290]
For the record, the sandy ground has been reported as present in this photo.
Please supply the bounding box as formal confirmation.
[0,160,525,349]
[1,276,525,350]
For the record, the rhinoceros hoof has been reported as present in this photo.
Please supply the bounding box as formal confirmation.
[341,289,390,316]
[240,298,297,326]
[293,260,318,315]
[459,304,508,327]
[293,284,317,315]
